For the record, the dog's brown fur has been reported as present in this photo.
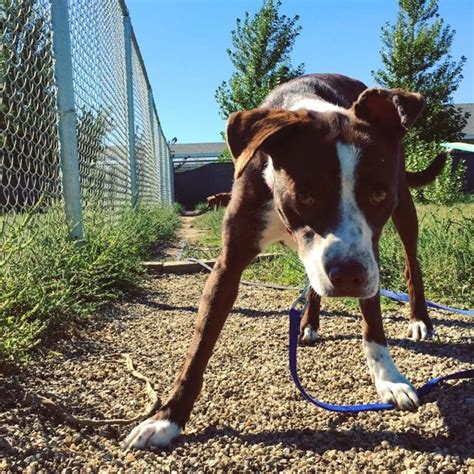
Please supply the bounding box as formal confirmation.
[124,73,446,450]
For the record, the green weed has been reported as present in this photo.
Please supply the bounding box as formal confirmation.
[0,204,180,364]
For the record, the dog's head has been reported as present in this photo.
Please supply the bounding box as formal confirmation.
[226,88,424,298]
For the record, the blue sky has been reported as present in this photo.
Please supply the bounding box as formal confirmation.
[127,0,474,144]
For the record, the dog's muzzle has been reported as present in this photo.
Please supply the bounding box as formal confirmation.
[324,258,367,296]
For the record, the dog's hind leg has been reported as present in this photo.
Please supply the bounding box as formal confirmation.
[391,184,434,341]
[299,287,321,345]
[122,187,266,450]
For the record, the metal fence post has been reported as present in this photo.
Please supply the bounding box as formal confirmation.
[51,0,84,241]
[168,144,175,203]
[160,134,168,202]
[123,12,138,208]
[147,88,159,202]
[165,138,172,203]
[157,131,164,202]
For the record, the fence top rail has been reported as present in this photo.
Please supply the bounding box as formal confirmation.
[120,1,170,154]
[118,0,129,17]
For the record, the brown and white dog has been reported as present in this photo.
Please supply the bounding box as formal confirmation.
[124,74,446,450]
[207,192,232,210]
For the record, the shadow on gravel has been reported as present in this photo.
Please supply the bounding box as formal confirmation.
[384,312,473,330]
[388,338,473,365]
[301,332,471,365]
[139,300,198,314]
[138,297,363,320]
[174,382,472,459]
[0,378,24,411]
[232,307,287,318]
[137,297,292,318]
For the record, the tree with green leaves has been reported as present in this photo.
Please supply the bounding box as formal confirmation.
[216,0,304,119]
[373,0,469,143]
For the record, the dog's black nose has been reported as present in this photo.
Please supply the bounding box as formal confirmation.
[326,260,366,293]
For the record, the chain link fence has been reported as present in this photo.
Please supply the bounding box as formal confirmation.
[1,0,174,243]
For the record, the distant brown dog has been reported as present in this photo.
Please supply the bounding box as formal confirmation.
[206,192,231,210]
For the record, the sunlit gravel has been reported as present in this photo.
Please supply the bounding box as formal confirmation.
[1,273,472,472]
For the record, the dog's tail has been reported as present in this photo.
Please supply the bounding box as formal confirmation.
[406,151,448,188]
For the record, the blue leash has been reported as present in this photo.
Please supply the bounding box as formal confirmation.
[380,288,474,317]
[288,286,474,413]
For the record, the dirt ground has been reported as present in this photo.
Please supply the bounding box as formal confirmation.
[0,273,473,472]
[151,215,205,261]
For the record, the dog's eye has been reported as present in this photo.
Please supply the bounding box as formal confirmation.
[297,193,315,206]
[370,189,387,204]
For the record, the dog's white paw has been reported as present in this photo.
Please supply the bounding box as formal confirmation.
[375,376,420,411]
[364,341,420,411]
[300,326,318,345]
[407,320,435,341]
[122,419,181,450]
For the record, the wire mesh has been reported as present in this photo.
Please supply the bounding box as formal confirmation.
[153,116,173,205]
[1,0,174,248]
[68,0,131,210]
[1,0,63,230]
[132,45,160,205]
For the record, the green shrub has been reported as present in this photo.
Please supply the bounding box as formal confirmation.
[194,201,210,214]
[0,204,180,364]
[379,204,473,308]
[173,202,185,215]
[405,140,466,205]
[193,207,225,247]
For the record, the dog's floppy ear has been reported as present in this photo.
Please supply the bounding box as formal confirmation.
[227,108,328,179]
[352,88,424,134]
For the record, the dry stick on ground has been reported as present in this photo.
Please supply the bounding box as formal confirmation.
[24,354,160,427]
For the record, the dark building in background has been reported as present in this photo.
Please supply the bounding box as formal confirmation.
[171,142,232,209]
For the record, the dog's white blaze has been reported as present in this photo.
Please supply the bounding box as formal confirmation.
[336,142,376,279]
[301,142,378,296]
[290,98,346,114]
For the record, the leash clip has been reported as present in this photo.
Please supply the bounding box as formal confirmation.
[290,280,311,315]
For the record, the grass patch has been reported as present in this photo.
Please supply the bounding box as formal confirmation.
[379,203,473,308]
[192,207,225,248]
[186,203,473,309]
[0,204,180,365]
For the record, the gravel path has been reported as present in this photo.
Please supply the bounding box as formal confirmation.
[1,273,473,472]
[150,215,203,261]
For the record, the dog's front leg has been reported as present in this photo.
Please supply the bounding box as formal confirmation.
[359,295,419,410]
[123,246,258,450]
[299,287,321,345]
